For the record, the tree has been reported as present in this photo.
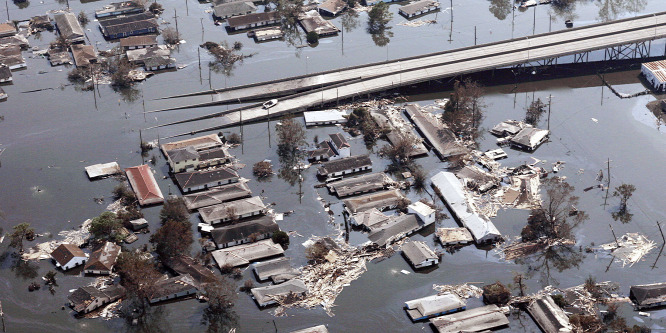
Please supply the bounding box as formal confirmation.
[442,78,485,144]
[113,183,137,206]
[306,31,319,44]
[525,98,547,126]
[346,107,388,147]
[9,223,35,253]
[276,116,307,165]
[521,177,588,242]
[482,281,511,305]
[159,197,189,225]
[116,251,161,320]
[511,272,526,297]
[253,161,273,179]
[378,133,419,167]
[227,133,242,144]
[117,206,144,228]
[367,2,392,33]
[161,27,180,45]
[271,230,290,248]
[44,270,57,285]
[89,211,123,241]
[148,2,163,14]
[150,220,193,260]
[201,277,239,333]
[612,183,636,223]
[305,241,329,263]
[77,11,89,26]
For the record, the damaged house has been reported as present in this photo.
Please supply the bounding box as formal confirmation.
[326,172,392,198]
[174,167,239,194]
[83,241,121,275]
[68,285,125,314]
[198,196,267,225]
[253,257,300,284]
[149,274,199,304]
[630,282,666,309]
[251,279,308,307]
[211,239,285,268]
[182,181,252,210]
[308,133,351,161]
[210,215,279,249]
[51,243,87,271]
[54,13,85,43]
[401,241,439,269]
[510,127,550,151]
[343,189,407,215]
[430,304,510,332]
[526,295,573,333]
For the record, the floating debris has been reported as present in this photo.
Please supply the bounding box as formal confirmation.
[397,19,436,27]
[595,233,656,267]
[23,219,91,260]
[432,283,483,299]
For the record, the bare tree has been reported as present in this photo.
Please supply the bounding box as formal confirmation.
[442,78,485,144]
[161,27,180,46]
[378,133,418,167]
[9,223,35,253]
[524,98,547,126]
[612,183,636,224]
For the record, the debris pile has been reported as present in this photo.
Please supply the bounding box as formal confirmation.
[22,219,91,260]
[432,283,483,299]
[594,233,656,267]
[498,238,575,261]
[397,19,436,27]
[271,237,390,316]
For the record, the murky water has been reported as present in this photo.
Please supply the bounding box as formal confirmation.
[2,0,666,332]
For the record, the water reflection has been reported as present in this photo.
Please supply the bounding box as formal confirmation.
[488,0,513,21]
[124,304,173,333]
[550,0,578,21]
[597,0,647,22]
[114,86,142,104]
[515,244,584,287]
[11,256,40,280]
[201,308,240,333]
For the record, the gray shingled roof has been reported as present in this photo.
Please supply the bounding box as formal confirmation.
[318,155,371,176]
[54,13,84,41]
[167,146,199,163]
[211,215,279,246]
[251,279,307,306]
[183,181,252,210]
[401,241,437,266]
[213,2,256,18]
[198,196,266,224]
[175,167,239,189]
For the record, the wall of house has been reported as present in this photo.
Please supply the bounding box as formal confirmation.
[218,232,273,248]
[62,257,87,270]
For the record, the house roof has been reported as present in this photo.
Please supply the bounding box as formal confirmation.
[430,171,501,243]
[0,22,17,36]
[84,241,121,272]
[197,147,229,161]
[318,155,371,176]
[643,60,666,84]
[408,201,435,218]
[490,120,524,136]
[95,1,144,17]
[343,189,406,214]
[160,134,223,152]
[144,56,176,69]
[213,2,257,18]
[126,45,170,62]
[150,274,199,300]
[210,215,279,245]
[308,146,334,159]
[430,305,509,332]
[166,146,199,163]
[527,295,573,333]
[298,10,339,35]
[318,0,347,15]
[175,167,239,190]
[510,127,549,149]
[630,282,666,305]
[350,208,391,229]
[0,35,27,49]
[199,196,266,224]
[70,44,97,67]
[211,239,284,267]
[164,256,218,284]
[328,133,350,150]
[68,286,108,312]
[251,279,307,306]
[125,164,164,205]
[327,172,390,197]
[405,294,465,320]
[119,34,158,48]
[289,325,329,333]
[99,13,158,37]
[54,13,84,40]
[399,0,439,16]
[252,257,300,282]
[85,162,121,179]
[368,214,421,247]
[226,11,279,29]
[51,243,86,266]
[303,110,348,124]
[403,104,469,159]
[183,181,252,210]
[401,241,437,266]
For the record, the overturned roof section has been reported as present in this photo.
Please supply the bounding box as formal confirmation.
[125,164,164,205]
[430,171,500,243]
[430,304,509,332]
[527,295,573,333]
[211,239,284,267]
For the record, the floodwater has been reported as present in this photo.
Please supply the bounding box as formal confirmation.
[2,0,666,332]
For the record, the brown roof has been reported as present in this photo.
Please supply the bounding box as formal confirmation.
[125,165,164,205]
[329,133,350,149]
[318,0,347,15]
[51,243,86,266]
[84,242,121,272]
[119,34,158,47]
[643,60,666,83]
[0,22,17,37]
[70,44,97,67]
[226,12,279,29]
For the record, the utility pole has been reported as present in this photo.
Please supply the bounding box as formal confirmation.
[448,0,453,43]
[547,94,551,131]
[474,26,477,45]
[173,9,179,42]
[198,47,202,84]
[603,158,611,208]
[185,0,189,16]
[532,6,536,35]
[200,18,204,42]
[5,0,8,21]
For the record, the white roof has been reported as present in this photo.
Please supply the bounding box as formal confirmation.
[430,171,501,243]
[211,239,284,267]
[405,294,466,317]
[303,110,348,124]
[408,201,435,217]
[85,162,121,178]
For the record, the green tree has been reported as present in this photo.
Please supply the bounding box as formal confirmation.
[89,211,123,241]
[9,223,35,253]
[306,31,319,44]
[367,2,392,33]
[113,183,137,206]
[271,230,290,248]
[115,251,161,320]
[159,197,190,224]
[482,281,511,305]
[612,183,636,224]
[201,277,239,333]
[150,220,193,260]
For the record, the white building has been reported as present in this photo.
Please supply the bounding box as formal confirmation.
[51,243,88,271]
[642,60,666,91]
[303,110,348,126]
[327,133,351,160]
[408,201,436,225]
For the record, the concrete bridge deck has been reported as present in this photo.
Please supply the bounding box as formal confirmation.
[151,12,666,136]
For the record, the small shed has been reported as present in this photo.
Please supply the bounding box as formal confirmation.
[642,60,666,91]
[401,241,438,269]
